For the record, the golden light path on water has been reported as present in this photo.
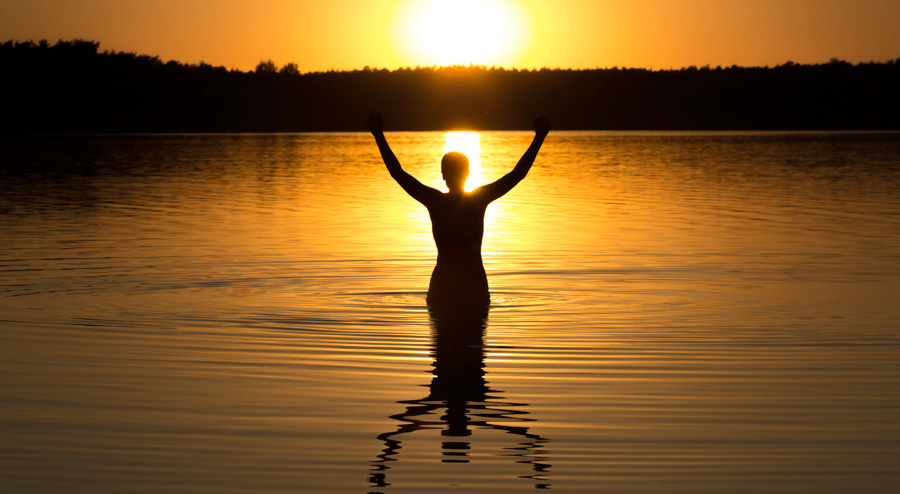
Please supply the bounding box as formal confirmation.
[444,131,482,190]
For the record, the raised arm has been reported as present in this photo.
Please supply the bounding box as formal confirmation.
[367,111,439,204]
[478,115,550,202]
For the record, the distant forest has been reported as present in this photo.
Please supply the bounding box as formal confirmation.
[3,39,900,132]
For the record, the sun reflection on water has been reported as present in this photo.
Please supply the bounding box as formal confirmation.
[444,131,482,190]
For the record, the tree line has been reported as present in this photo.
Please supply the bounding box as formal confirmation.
[3,39,899,132]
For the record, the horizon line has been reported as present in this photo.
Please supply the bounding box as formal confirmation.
[5,38,898,76]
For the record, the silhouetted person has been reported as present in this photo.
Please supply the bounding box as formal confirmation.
[366,111,550,312]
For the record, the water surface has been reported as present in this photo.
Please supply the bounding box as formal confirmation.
[2,131,899,493]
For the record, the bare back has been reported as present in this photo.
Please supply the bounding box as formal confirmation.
[423,189,492,261]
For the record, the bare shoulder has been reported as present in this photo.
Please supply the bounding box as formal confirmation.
[465,185,498,205]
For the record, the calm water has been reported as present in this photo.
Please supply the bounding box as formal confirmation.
[2,131,899,493]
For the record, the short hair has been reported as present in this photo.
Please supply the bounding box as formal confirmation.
[441,152,469,177]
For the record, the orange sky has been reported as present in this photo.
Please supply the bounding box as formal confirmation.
[1,0,898,72]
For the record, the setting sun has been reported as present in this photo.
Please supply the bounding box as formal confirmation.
[390,0,533,67]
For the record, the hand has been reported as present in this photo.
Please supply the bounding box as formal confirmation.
[533,115,550,137]
[366,111,384,134]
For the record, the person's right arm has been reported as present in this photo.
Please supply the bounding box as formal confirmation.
[367,111,439,204]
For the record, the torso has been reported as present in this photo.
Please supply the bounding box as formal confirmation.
[425,191,489,262]
[423,191,491,308]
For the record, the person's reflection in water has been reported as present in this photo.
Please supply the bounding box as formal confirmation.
[368,301,551,490]
[366,111,550,308]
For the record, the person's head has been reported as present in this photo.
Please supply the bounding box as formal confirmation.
[441,152,469,192]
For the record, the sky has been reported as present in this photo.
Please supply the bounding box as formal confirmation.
[1,0,898,72]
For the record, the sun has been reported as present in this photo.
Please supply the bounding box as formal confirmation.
[390,0,533,67]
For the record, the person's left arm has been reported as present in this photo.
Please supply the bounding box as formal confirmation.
[477,115,550,203]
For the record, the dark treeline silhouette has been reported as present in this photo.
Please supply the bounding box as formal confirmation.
[3,39,899,132]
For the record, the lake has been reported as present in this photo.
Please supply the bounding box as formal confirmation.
[1,131,899,493]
